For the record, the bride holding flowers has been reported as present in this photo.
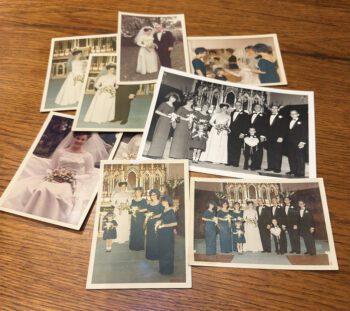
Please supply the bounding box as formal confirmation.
[84,63,117,124]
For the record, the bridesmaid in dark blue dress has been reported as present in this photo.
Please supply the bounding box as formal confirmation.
[253,43,280,84]
[229,202,244,253]
[202,200,217,255]
[217,199,232,253]
[145,189,164,260]
[102,214,117,252]
[129,187,148,251]
[157,195,178,275]
[192,47,207,76]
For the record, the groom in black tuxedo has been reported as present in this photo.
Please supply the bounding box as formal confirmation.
[113,85,140,124]
[256,198,272,252]
[153,22,175,68]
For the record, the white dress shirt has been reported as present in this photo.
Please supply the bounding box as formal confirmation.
[269,114,277,125]
[232,110,241,122]
[289,118,298,129]
[251,113,258,124]
[300,209,305,218]
[157,32,162,41]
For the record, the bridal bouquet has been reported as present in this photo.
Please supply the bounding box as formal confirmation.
[45,167,76,192]
[169,112,180,129]
[101,85,116,97]
[154,220,163,232]
[144,211,154,232]
[73,74,84,86]
[245,218,257,226]
[186,113,197,130]
[215,124,231,135]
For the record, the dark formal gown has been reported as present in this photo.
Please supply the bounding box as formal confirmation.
[129,198,148,251]
[192,58,207,76]
[158,209,177,274]
[257,59,280,83]
[169,106,193,159]
[217,210,232,253]
[113,85,140,123]
[203,209,217,255]
[230,210,244,251]
[147,102,174,157]
[145,203,164,260]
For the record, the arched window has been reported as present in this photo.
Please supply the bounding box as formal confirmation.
[226,92,235,105]
[128,171,137,189]
[261,187,267,200]
[58,65,64,75]
[249,185,256,199]
[144,174,150,191]
[154,173,161,190]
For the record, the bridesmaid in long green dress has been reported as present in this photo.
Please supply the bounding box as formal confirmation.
[147,92,181,158]
[169,97,195,159]
[129,187,148,251]
[217,199,233,253]
[229,202,244,252]
[145,188,164,260]
[157,195,178,275]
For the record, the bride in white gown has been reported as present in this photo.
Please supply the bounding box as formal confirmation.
[3,132,111,225]
[135,26,158,75]
[243,201,263,252]
[111,182,131,244]
[84,63,116,124]
[55,49,87,106]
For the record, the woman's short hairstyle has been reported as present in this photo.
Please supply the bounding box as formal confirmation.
[72,49,83,56]
[106,63,116,70]
[194,47,206,55]
[246,200,254,205]
[221,199,229,207]
[225,48,234,54]
[118,181,128,187]
[253,43,273,54]
[164,92,181,103]
[161,195,174,207]
[149,188,161,198]
[72,132,92,139]
[206,200,217,209]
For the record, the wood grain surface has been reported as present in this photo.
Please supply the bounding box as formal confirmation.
[0,1,349,310]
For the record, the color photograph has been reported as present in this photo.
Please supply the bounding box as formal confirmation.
[0,112,121,230]
[40,34,117,112]
[187,34,287,86]
[117,12,190,84]
[138,68,316,179]
[190,177,338,270]
[86,160,191,289]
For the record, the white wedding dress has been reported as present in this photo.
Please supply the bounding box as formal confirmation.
[84,74,116,124]
[2,133,111,225]
[111,190,131,243]
[243,208,263,252]
[136,34,158,75]
[200,112,231,164]
[55,59,87,106]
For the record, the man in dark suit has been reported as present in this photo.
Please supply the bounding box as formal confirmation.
[153,23,175,68]
[113,85,140,124]
[286,110,308,177]
[248,103,268,170]
[227,101,249,167]
[283,197,301,254]
[298,200,316,255]
[256,198,272,252]
[270,197,287,254]
[265,104,287,173]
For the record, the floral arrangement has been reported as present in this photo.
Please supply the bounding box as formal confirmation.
[45,168,76,192]
[73,74,84,86]
[154,220,163,232]
[186,113,197,130]
[215,124,231,135]
[169,112,180,129]
[101,85,116,97]
[245,218,257,226]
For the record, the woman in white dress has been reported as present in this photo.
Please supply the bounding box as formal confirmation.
[111,182,131,244]
[243,201,263,252]
[200,103,231,164]
[135,26,158,75]
[84,63,116,124]
[3,132,111,225]
[55,49,87,106]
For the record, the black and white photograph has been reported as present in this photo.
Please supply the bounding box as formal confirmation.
[190,177,338,270]
[86,160,191,289]
[138,68,316,179]
[187,34,287,86]
[113,133,143,160]
[0,112,121,230]
[117,12,190,84]
[73,53,154,132]
[40,34,117,112]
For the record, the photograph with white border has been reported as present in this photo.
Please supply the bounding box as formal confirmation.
[86,159,191,289]
[137,67,316,179]
[73,53,155,132]
[40,34,117,112]
[187,34,287,86]
[189,177,338,270]
[117,11,190,85]
[0,112,121,230]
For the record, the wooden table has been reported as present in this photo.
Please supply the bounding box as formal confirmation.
[0,1,349,310]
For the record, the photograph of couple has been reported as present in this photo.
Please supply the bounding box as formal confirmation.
[87,161,191,289]
[0,113,120,229]
[187,34,287,86]
[73,53,155,132]
[138,68,316,179]
[117,12,189,84]
[190,178,338,270]
[41,34,117,111]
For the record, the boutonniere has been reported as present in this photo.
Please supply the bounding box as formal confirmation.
[259,113,263,116]
[305,210,309,213]
[278,115,283,118]
[297,121,301,125]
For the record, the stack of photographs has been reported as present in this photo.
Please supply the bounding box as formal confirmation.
[0,10,338,291]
